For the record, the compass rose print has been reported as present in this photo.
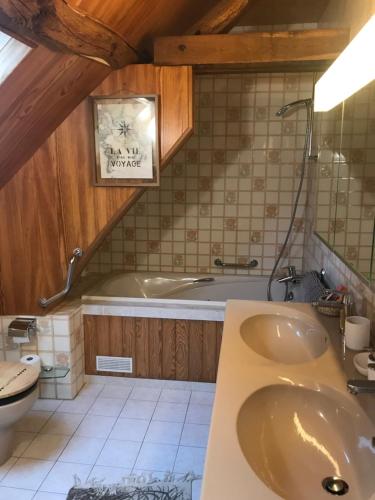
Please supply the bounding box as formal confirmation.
[116,120,132,137]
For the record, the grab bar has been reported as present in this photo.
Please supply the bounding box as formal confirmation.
[39,248,83,308]
[214,258,258,269]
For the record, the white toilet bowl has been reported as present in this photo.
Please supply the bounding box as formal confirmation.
[0,362,39,465]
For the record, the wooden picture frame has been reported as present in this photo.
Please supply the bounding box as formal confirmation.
[91,95,159,187]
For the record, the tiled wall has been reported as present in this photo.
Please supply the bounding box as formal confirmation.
[87,72,315,276]
[0,302,84,399]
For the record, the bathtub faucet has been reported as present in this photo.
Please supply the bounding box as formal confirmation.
[277,266,303,284]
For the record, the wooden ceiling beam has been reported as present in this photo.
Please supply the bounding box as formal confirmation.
[185,0,249,35]
[0,0,138,69]
[154,29,350,69]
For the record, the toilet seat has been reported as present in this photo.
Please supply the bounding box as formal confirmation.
[0,362,39,403]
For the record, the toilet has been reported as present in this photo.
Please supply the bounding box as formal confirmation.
[0,362,39,465]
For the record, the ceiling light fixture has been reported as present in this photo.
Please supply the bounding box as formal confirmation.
[314,14,375,112]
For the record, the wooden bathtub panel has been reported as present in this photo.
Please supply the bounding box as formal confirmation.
[161,319,176,380]
[175,320,189,381]
[149,318,163,379]
[84,315,223,382]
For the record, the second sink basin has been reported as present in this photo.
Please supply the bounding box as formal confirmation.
[240,313,328,364]
[237,384,375,500]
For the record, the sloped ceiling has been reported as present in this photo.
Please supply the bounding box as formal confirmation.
[0,0,219,188]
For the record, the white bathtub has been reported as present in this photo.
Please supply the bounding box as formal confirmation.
[84,272,290,302]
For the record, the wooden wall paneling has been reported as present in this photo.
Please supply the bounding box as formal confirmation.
[202,321,219,382]
[0,46,111,188]
[95,315,111,356]
[148,318,163,379]
[135,317,149,378]
[56,64,193,277]
[216,322,223,370]
[175,320,189,381]
[123,317,136,365]
[83,315,222,382]
[0,63,193,315]
[189,321,204,381]
[83,315,98,373]
[161,319,176,380]
[0,136,66,313]
[108,316,123,356]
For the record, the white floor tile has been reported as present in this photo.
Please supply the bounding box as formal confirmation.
[96,440,141,469]
[88,397,126,417]
[88,465,132,483]
[174,446,206,475]
[39,461,92,494]
[2,458,54,490]
[109,418,149,442]
[14,411,53,433]
[144,421,183,445]
[191,382,215,393]
[32,399,62,412]
[57,396,95,414]
[58,436,105,464]
[77,383,104,398]
[159,389,191,404]
[180,424,210,447]
[0,487,35,500]
[152,402,188,423]
[132,470,168,480]
[33,492,66,500]
[40,413,84,436]
[135,442,178,472]
[0,457,17,480]
[129,387,161,402]
[99,385,132,399]
[134,379,165,389]
[186,404,213,425]
[104,377,136,387]
[75,415,117,439]
[192,478,202,500]
[12,433,37,457]
[21,434,69,461]
[120,400,156,420]
[164,380,192,390]
[190,391,215,406]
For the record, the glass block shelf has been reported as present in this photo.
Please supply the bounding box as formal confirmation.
[39,366,70,380]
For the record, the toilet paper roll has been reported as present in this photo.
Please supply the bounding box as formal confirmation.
[20,354,41,373]
[345,316,371,351]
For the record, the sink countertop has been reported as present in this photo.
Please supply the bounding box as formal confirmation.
[201,300,375,500]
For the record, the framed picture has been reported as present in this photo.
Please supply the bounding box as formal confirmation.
[91,95,159,186]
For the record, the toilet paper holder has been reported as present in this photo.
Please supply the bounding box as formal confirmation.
[8,317,37,343]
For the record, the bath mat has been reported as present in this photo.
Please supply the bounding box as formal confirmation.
[66,472,200,500]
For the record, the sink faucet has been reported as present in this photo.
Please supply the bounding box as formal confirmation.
[348,349,375,395]
[277,266,303,284]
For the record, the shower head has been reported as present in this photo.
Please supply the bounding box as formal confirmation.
[276,98,313,117]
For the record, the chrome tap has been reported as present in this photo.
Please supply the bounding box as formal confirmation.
[347,348,375,395]
[277,266,303,284]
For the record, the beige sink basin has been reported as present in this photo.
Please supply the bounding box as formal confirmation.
[240,313,328,364]
[237,384,375,500]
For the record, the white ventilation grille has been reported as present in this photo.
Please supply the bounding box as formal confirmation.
[96,356,133,373]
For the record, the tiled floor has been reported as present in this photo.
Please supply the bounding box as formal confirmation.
[0,378,215,500]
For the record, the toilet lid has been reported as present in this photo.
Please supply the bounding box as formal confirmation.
[0,362,39,399]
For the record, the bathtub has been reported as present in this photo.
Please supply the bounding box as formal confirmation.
[83,272,292,302]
